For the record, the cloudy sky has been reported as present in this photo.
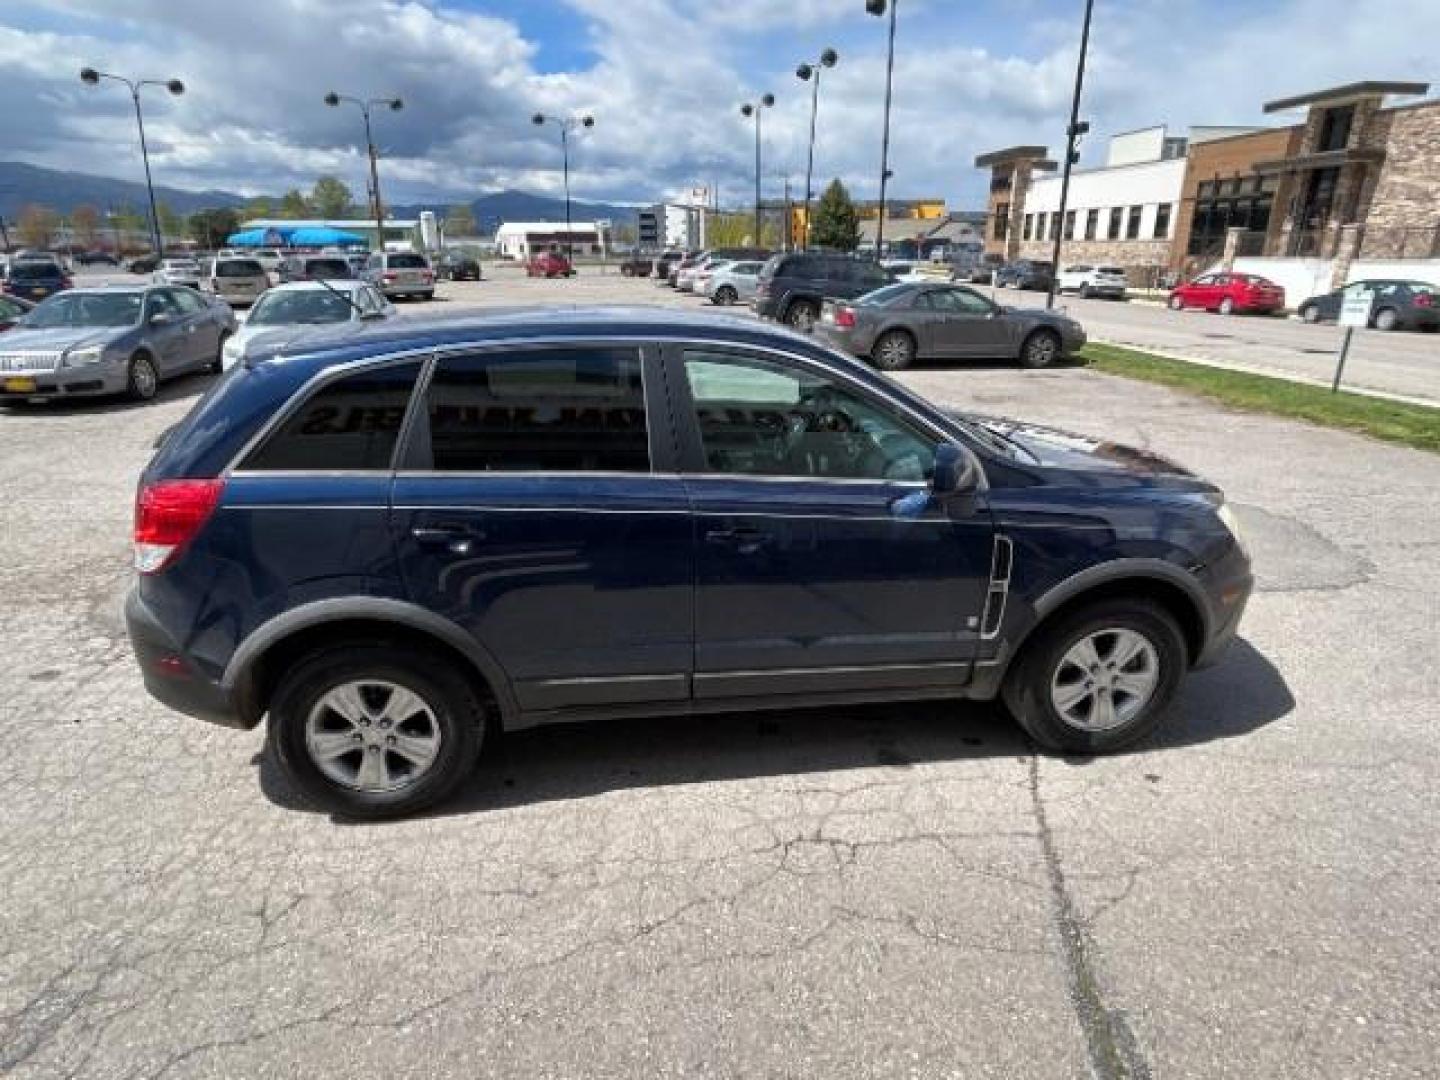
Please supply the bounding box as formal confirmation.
[1,0,1433,211]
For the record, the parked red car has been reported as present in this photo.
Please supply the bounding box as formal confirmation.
[526,251,574,278]
[1169,272,1285,315]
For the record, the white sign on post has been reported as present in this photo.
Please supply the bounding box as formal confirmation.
[1339,289,1374,328]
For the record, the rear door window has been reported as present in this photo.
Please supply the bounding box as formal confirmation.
[414,347,650,473]
[242,362,422,471]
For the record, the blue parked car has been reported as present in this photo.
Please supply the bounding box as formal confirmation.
[126,308,1253,818]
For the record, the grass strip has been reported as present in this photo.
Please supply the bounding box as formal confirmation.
[1080,342,1440,453]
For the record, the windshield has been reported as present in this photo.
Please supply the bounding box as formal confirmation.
[856,284,915,307]
[247,290,354,326]
[21,292,142,328]
[8,262,62,281]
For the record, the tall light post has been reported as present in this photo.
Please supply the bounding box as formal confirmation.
[795,48,839,250]
[1046,0,1095,311]
[79,67,184,256]
[864,0,899,259]
[532,113,596,260]
[324,92,403,250]
[740,94,775,247]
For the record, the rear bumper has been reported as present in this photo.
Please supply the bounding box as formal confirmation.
[125,588,251,729]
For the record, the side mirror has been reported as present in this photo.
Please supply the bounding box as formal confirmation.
[149,311,172,327]
[931,443,979,497]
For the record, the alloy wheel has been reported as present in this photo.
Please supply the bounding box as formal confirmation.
[1049,628,1160,732]
[304,679,443,793]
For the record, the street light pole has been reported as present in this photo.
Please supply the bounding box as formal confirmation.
[325,92,404,251]
[796,48,839,250]
[533,114,596,260]
[80,68,184,256]
[740,94,775,247]
[1046,0,1095,311]
[865,0,899,260]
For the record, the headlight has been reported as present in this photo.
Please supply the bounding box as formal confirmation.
[1217,503,1250,560]
[64,345,105,367]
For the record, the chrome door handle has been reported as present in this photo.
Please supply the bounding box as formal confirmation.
[411,524,484,555]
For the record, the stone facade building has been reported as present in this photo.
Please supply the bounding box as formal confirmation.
[976,80,1439,288]
[973,146,1055,261]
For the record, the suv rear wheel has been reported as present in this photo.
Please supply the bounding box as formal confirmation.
[1003,599,1185,754]
[267,644,486,819]
[785,299,819,332]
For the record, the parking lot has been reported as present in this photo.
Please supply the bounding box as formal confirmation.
[4,271,1439,1078]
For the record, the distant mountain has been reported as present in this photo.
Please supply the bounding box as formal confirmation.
[0,162,640,231]
[0,161,248,220]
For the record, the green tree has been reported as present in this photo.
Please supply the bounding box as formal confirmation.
[279,189,312,219]
[110,204,145,253]
[443,203,477,237]
[705,211,754,248]
[310,176,355,219]
[17,204,59,249]
[71,204,100,249]
[188,207,241,249]
[810,178,860,252]
[155,201,185,244]
[246,196,273,219]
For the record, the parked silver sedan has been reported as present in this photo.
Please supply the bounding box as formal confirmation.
[813,282,1086,370]
[221,280,395,370]
[705,260,766,306]
[0,285,236,403]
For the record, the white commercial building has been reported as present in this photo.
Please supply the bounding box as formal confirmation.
[495,221,602,260]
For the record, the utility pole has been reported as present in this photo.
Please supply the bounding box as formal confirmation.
[325,92,404,251]
[740,94,775,247]
[1046,0,1095,311]
[866,0,900,260]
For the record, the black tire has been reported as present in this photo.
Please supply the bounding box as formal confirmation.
[267,644,486,820]
[1019,328,1061,369]
[1373,307,1399,332]
[621,265,634,277]
[208,332,230,374]
[421,291,435,301]
[1078,284,1090,299]
[127,352,159,401]
[784,299,819,332]
[1219,297,1236,316]
[1301,303,1321,324]
[1002,599,1186,755]
[871,329,917,371]
[714,285,739,306]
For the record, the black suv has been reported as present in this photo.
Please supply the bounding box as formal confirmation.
[995,260,1055,292]
[754,253,894,331]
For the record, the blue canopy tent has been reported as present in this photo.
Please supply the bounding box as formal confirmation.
[224,226,366,248]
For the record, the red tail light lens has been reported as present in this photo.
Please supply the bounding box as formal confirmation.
[1414,293,1432,308]
[134,479,225,574]
[835,306,857,328]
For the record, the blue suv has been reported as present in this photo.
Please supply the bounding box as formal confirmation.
[126,308,1252,818]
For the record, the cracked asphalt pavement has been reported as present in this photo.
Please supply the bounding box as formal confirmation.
[3,275,1438,1078]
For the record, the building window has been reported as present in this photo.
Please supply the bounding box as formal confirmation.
[1085,209,1099,240]
[994,202,1010,240]
[1153,203,1172,240]
[1023,214,1034,241]
[1126,206,1143,240]
[1318,105,1355,153]
[1035,212,1047,241]
[1064,210,1077,240]
[1109,207,1123,240]
[1049,214,1061,241]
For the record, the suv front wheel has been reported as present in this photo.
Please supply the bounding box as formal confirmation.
[267,644,486,818]
[1002,599,1186,754]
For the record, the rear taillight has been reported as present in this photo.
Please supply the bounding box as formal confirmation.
[1414,293,1432,308]
[134,478,225,574]
[835,306,857,329]
[383,271,397,281]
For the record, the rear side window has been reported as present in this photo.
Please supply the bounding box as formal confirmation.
[242,362,422,471]
[417,347,649,473]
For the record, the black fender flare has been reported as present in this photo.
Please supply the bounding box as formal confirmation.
[223,597,519,724]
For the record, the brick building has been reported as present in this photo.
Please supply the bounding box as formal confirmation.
[972,146,1055,260]
[976,80,1439,289]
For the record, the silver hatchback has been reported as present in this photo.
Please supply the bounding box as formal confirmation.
[206,257,270,307]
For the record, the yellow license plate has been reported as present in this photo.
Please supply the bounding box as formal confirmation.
[3,377,37,393]
[33,289,48,297]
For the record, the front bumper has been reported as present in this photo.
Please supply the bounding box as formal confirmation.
[125,588,250,729]
[0,363,129,401]
[1194,542,1254,669]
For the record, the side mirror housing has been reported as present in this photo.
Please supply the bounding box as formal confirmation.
[149,311,172,327]
[931,442,980,497]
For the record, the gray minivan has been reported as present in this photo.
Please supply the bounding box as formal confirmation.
[206,257,270,307]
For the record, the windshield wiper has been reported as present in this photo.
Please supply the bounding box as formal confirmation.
[307,277,366,318]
